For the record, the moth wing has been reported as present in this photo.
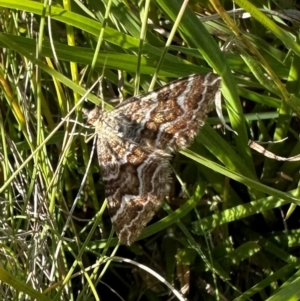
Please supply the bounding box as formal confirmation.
[97,137,171,245]
[114,73,221,150]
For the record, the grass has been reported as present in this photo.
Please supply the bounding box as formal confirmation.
[0,0,300,300]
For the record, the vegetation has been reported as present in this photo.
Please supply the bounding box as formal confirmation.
[0,0,300,300]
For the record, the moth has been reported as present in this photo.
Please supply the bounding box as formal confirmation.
[87,73,221,245]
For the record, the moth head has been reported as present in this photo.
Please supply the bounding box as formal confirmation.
[86,106,102,126]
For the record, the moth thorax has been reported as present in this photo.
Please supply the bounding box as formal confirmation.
[115,114,140,141]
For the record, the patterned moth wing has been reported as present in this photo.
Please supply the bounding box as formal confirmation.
[90,110,172,245]
[112,72,221,151]
[88,72,221,245]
